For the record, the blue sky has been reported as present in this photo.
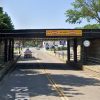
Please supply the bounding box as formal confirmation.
[1,0,95,29]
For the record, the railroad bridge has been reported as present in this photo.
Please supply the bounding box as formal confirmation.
[0,29,100,69]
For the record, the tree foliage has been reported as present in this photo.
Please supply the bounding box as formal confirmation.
[75,24,100,29]
[0,7,14,29]
[65,0,100,24]
[84,24,100,29]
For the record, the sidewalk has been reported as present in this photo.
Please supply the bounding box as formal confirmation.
[43,49,100,76]
[43,49,67,62]
[0,55,20,80]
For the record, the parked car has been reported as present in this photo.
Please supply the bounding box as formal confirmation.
[24,48,32,58]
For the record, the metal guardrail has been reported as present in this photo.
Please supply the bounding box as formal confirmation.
[87,56,100,64]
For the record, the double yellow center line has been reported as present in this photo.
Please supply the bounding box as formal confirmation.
[44,69,69,100]
[37,59,69,100]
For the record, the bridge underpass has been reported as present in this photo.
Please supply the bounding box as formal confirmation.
[0,29,100,100]
[16,37,82,67]
[0,29,83,69]
[0,29,100,74]
[0,43,100,100]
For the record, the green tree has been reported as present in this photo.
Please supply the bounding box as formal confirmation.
[75,24,100,29]
[84,24,100,29]
[0,7,14,29]
[65,0,100,24]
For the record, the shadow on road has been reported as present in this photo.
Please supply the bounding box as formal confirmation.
[0,56,100,99]
[19,56,41,61]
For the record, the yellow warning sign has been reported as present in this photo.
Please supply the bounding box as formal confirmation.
[46,30,82,36]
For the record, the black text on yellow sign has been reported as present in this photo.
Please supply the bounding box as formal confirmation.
[46,30,82,36]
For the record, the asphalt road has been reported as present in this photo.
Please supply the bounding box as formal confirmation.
[0,47,100,100]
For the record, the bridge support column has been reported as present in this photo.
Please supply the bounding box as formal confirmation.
[18,41,21,54]
[67,39,70,62]
[8,39,12,61]
[73,38,77,63]
[4,39,8,62]
[11,39,14,60]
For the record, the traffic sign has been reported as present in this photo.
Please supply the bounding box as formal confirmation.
[83,40,90,47]
[60,40,66,45]
[46,30,82,36]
